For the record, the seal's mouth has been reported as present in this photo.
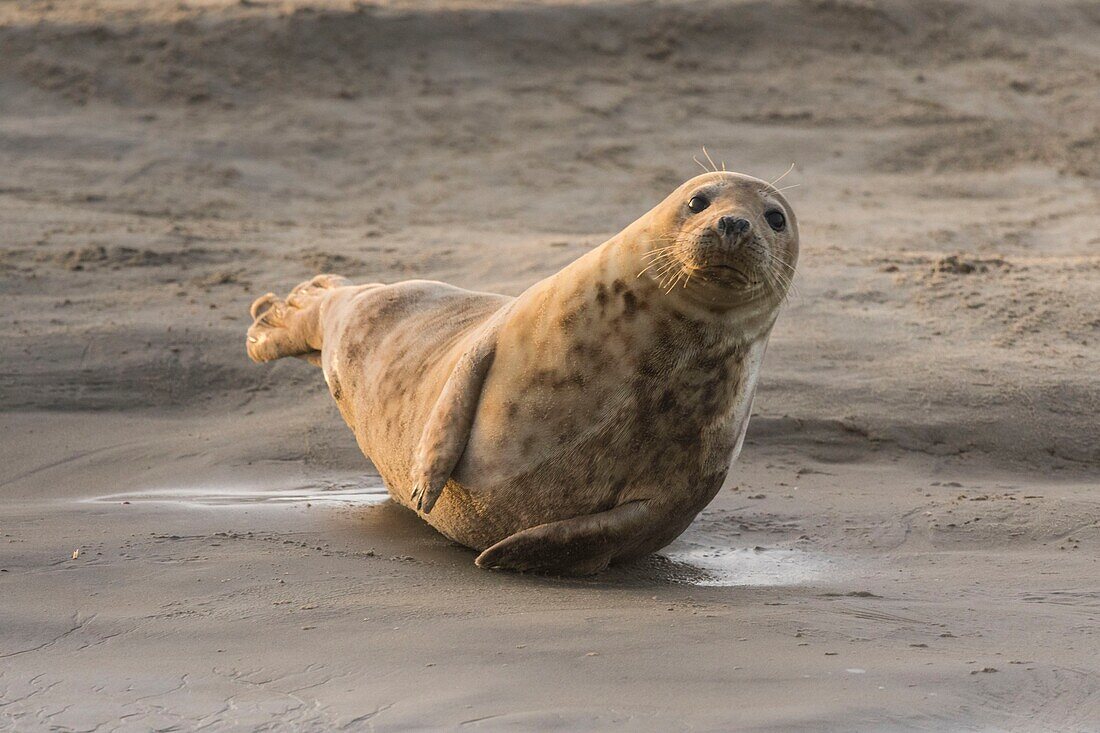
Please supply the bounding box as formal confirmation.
[686,230,773,287]
[639,226,793,300]
[697,263,756,286]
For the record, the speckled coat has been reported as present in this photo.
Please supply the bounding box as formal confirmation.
[249,172,798,574]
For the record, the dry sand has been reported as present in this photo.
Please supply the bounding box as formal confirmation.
[2,0,1099,730]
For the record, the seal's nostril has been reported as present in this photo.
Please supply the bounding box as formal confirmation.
[718,216,751,237]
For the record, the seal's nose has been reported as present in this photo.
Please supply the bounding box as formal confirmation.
[717,216,751,239]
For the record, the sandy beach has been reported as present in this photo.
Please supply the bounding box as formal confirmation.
[2,0,1099,729]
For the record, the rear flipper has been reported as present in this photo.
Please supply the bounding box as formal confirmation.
[474,501,658,576]
[246,274,350,364]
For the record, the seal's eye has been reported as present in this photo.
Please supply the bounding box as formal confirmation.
[765,209,786,231]
[687,195,710,214]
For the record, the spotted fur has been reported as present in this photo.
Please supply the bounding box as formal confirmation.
[246,172,799,575]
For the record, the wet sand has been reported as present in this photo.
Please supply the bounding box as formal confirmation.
[2,0,1099,730]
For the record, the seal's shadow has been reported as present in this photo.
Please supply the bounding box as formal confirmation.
[347,500,713,589]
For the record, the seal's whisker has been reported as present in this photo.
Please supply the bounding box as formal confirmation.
[775,184,801,193]
[635,254,678,279]
[762,250,796,274]
[768,163,796,188]
[681,266,696,289]
[658,263,684,291]
[775,277,799,303]
[646,236,681,246]
[639,257,675,270]
[640,250,679,263]
[769,252,795,268]
[702,146,719,173]
[761,253,797,296]
[761,266,791,301]
[692,156,710,174]
[761,256,799,302]
[663,265,690,293]
[653,254,681,270]
[743,213,796,281]
[753,250,788,292]
[654,260,683,283]
[771,256,794,280]
[638,254,675,274]
[754,260,774,287]
[643,257,682,283]
[770,267,792,292]
[637,237,679,255]
[642,245,676,254]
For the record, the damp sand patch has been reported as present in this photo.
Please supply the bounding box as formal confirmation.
[662,545,846,587]
[85,480,390,509]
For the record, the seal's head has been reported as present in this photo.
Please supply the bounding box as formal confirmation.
[634,171,799,310]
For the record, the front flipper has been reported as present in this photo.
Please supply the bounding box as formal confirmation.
[474,501,657,576]
[410,310,507,514]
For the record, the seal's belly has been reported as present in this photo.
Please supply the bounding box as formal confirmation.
[445,337,764,546]
[325,282,508,497]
